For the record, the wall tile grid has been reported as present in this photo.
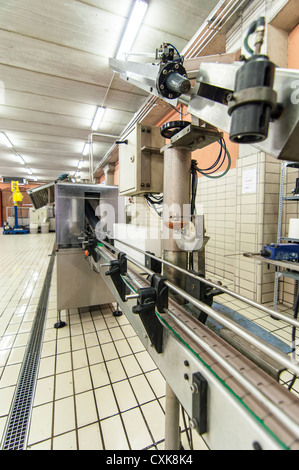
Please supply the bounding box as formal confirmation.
[196,150,282,304]
[196,170,237,289]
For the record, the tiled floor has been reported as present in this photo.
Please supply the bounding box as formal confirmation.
[0,230,298,450]
[0,230,205,450]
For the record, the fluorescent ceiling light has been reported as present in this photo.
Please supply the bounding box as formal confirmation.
[77,160,84,169]
[116,0,148,59]
[16,155,25,165]
[91,106,106,131]
[25,168,33,175]
[0,131,13,148]
[82,143,89,155]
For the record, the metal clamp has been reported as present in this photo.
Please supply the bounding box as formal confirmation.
[105,252,128,302]
[227,86,277,115]
[145,252,162,274]
[191,372,208,435]
[151,273,168,313]
[131,275,168,354]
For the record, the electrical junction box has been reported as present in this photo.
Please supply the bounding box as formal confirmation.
[261,243,299,261]
[118,123,165,196]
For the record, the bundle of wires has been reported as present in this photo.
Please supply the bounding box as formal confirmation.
[144,193,163,217]
[194,137,231,179]
[243,17,265,57]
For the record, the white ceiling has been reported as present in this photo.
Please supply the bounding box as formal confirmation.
[0,0,224,183]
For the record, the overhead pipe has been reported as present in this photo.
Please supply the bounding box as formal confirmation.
[87,132,119,183]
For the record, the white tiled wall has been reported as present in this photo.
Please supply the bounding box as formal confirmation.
[196,150,283,304]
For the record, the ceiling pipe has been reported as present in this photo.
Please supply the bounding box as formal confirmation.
[88,132,120,183]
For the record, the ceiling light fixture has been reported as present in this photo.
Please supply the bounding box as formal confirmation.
[82,143,89,155]
[77,160,84,169]
[25,168,33,175]
[16,155,25,165]
[91,106,106,131]
[0,131,13,148]
[116,0,148,60]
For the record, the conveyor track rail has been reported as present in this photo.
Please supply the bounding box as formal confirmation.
[95,243,299,449]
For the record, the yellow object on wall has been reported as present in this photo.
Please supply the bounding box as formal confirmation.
[11,181,23,206]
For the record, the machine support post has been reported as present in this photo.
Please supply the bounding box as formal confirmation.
[165,382,181,450]
[162,145,191,302]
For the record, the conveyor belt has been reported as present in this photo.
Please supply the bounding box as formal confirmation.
[128,267,299,450]
[96,245,299,449]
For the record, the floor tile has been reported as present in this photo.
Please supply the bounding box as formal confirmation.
[28,402,53,445]
[53,396,76,436]
[90,363,110,388]
[52,430,77,450]
[100,414,129,450]
[112,380,138,412]
[95,384,118,420]
[75,390,98,428]
[78,423,103,450]
[73,367,92,394]
[122,407,153,449]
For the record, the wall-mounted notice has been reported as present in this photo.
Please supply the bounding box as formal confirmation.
[242,167,257,194]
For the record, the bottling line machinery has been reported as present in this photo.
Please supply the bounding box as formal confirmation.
[108,20,299,449]
[28,18,299,450]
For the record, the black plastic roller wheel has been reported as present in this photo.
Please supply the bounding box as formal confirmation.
[160,120,190,139]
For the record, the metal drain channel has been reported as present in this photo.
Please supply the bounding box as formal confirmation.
[1,249,56,450]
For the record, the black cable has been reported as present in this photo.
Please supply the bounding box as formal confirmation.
[167,103,190,116]
[144,194,163,217]
[196,139,224,172]
[147,193,163,203]
[190,159,198,216]
[195,138,231,179]
[196,138,226,174]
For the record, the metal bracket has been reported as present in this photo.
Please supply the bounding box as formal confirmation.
[151,273,168,313]
[105,252,128,302]
[191,372,208,435]
[131,274,168,354]
[132,287,163,354]
[85,237,101,263]
[186,272,224,324]
[145,252,162,274]
[227,86,278,115]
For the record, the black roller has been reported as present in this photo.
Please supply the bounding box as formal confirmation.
[160,120,190,139]
[229,54,276,144]
[156,62,190,99]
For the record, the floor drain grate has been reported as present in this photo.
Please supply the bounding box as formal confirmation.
[1,250,55,450]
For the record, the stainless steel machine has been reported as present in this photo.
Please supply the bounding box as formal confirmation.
[55,182,125,314]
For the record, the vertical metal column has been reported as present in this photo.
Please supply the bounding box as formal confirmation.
[162,145,191,298]
[164,383,181,450]
[162,144,191,449]
[274,162,286,309]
